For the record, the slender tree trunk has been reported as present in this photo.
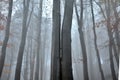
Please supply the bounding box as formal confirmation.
[90,0,105,80]
[0,0,13,78]
[30,48,35,80]
[105,0,117,80]
[75,1,89,80]
[61,0,74,80]
[14,0,30,80]
[34,0,43,80]
[111,0,120,63]
[112,34,119,67]
[24,43,30,80]
[50,0,60,80]
[7,39,14,80]
[29,27,34,80]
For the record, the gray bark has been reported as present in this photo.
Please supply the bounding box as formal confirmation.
[50,0,61,80]
[61,0,74,80]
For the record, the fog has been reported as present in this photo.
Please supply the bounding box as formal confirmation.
[0,0,119,80]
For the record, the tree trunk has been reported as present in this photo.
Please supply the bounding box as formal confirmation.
[50,0,61,80]
[0,0,13,78]
[34,0,43,80]
[111,0,120,66]
[75,1,89,80]
[61,0,74,80]
[90,0,105,80]
[14,0,30,80]
[105,0,117,80]
[24,43,30,80]
[30,49,35,80]
[8,38,14,80]
[30,27,34,80]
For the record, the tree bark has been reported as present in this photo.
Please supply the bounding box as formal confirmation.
[0,0,13,78]
[61,0,74,80]
[50,0,61,80]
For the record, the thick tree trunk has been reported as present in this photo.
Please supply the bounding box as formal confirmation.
[75,1,89,80]
[90,0,105,80]
[14,0,30,80]
[51,0,61,80]
[0,0,13,78]
[50,0,61,80]
[61,0,74,80]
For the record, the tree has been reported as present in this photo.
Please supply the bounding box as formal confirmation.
[34,0,43,80]
[111,0,120,66]
[14,0,30,80]
[90,0,105,80]
[75,0,89,80]
[61,0,74,80]
[105,0,117,80]
[50,0,61,80]
[0,0,13,78]
[94,0,119,67]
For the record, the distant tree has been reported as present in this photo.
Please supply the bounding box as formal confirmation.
[105,0,117,80]
[75,0,89,80]
[0,0,13,78]
[14,0,30,80]
[34,0,43,80]
[90,0,105,80]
